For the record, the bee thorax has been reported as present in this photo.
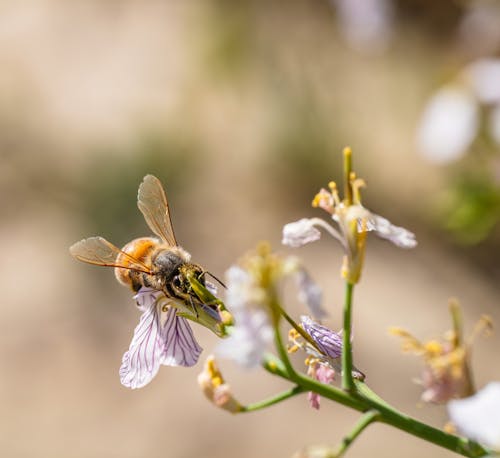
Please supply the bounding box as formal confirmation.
[152,250,185,281]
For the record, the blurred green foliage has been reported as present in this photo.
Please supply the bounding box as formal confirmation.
[441,174,500,245]
[79,132,199,244]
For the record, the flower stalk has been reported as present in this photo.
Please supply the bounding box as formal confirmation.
[333,410,380,457]
[262,353,491,457]
[341,281,355,392]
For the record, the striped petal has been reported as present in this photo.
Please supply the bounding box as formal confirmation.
[119,298,164,389]
[161,308,203,367]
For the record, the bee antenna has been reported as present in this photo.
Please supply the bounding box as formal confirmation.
[200,271,227,289]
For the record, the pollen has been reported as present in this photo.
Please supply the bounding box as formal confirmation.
[424,340,443,356]
[220,310,234,326]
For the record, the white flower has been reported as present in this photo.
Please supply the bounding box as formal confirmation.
[448,382,500,450]
[218,246,325,367]
[119,288,202,389]
[216,266,273,368]
[282,208,416,251]
[465,59,500,105]
[416,86,479,164]
[217,307,273,368]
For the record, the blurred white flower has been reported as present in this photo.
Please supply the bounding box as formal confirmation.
[416,86,479,164]
[218,245,326,367]
[217,266,273,368]
[465,59,500,104]
[448,382,500,450]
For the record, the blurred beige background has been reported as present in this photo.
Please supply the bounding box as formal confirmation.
[1,1,499,457]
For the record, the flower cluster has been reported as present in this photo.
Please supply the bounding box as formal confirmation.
[390,300,492,403]
[217,242,325,368]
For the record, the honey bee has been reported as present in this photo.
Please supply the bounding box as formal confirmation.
[70,175,223,323]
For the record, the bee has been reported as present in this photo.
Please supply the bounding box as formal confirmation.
[70,175,223,323]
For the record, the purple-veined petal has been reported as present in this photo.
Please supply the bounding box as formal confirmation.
[161,307,202,367]
[367,213,417,249]
[301,315,343,359]
[119,298,164,389]
[282,218,322,247]
[134,287,163,312]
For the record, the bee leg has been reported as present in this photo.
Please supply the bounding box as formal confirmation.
[188,294,199,319]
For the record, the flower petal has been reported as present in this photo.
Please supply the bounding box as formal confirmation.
[119,299,164,389]
[217,308,273,368]
[282,218,322,247]
[367,213,417,249]
[416,86,478,164]
[161,307,203,367]
[133,287,163,312]
[295,269,327,320]
[301,315,343,359]
[448,382,500,450]
[308,364,336,410]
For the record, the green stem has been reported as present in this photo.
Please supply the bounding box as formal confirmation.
[272,302,298,379]
[240,385,305,413]
[263,353,366,412]
[333,410,380,457]
[342,282,355,392]
[262,353,492,457]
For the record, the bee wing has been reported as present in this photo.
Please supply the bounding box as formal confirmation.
[137,175,177,246]
[70,236,152,274]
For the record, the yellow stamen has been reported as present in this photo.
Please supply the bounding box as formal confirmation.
[424,340,444,356]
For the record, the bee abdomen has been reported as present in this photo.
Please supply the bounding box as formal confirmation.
[115,237,157,289]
